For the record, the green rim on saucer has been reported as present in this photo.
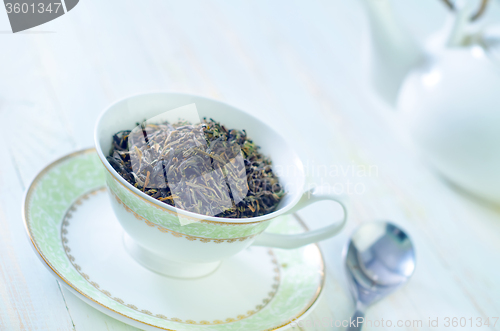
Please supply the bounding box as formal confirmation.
[23,148,325,331]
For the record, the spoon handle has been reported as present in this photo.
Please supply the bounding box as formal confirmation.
[346,310,365,330]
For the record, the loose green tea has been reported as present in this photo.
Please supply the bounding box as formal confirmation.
[107,118,284,218]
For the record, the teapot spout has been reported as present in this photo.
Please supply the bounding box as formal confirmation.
[362,0,424,106]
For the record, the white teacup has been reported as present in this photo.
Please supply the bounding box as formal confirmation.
[95,92,347,278]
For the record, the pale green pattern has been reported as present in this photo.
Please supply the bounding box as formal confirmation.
[26,150,324,331]
[105,166,272,239]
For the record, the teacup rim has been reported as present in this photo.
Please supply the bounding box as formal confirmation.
[94,91,304,224]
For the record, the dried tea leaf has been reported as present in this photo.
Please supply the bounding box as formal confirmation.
[107,118,284,218]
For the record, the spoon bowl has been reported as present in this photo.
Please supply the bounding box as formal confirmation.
[344,221,416,330]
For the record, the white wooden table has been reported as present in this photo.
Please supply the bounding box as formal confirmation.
[1,0,499,330]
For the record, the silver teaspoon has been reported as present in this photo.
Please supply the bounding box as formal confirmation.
[344,221,416,330]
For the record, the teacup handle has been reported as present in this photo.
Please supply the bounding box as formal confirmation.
[252,187,347,249]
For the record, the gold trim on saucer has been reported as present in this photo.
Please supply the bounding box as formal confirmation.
[109,190,259,243]
[23,148,325,331]
[60,188,280,325]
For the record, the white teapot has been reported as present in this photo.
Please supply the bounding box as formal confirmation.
[362,0,500,204]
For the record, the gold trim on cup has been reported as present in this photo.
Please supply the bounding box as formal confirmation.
[100,158,273,226]
[109,189,259,243]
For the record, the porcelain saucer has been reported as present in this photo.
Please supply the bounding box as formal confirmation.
[23,149,325,331]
